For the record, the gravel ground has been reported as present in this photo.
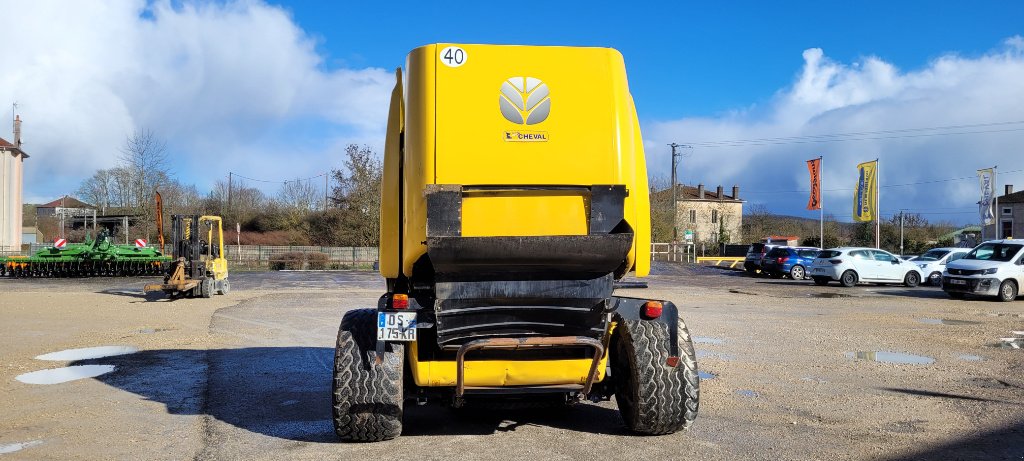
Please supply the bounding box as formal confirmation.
[0,264,1022,460]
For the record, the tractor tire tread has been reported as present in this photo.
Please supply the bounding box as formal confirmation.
[332,308,404,442]
[614,317,699,435]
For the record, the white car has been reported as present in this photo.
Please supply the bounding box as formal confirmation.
[809,247,922,287]
[913,247,970,286]
[942,240,1024,302]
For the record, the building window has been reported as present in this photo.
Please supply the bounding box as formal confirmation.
[712,209,718,224]
[689,210,696,223]
[1003,207,1012,216]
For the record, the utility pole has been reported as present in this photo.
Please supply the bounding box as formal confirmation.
[668,143,692,241]
[899,210,905,256]
[227,172,233,211]
[324,173,329,211]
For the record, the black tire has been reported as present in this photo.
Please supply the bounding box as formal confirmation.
[998,280,1018,302]
[612,317,699,435]
[928,271,942,286]
[812,277,830,286]
[218,278,231,295]
[332,308,404,442]
[840,270,858,287]
[903,271,920,288]
[200,277,213,298]
[947,291,966,300]
[789,265,806,280]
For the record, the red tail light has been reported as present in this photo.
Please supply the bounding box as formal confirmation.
[830,259,843,264]
[642,301,663,319]
[392,294,409,309]
[777,257,789,263]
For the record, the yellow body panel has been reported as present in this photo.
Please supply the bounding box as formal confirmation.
[379,69,404,278]
[388,43,651,278]
[461,189,589,237]
[407,341,608,387]
[400,46,435,277]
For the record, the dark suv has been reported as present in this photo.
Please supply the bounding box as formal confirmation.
[744,243,779,275]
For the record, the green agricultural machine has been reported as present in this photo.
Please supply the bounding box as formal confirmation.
[0,230,170,277]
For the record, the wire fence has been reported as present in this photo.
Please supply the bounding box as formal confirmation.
[226,245,379,270]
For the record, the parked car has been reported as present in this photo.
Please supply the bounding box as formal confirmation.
[743,243,781,276]
[913,247,970,286]
[762,246,822,280]
[942,240,1024,302]
[809,247,922,287]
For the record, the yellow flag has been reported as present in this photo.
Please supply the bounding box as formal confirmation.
[853,160,877,222]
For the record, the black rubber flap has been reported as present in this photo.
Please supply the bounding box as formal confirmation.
[434,274,613,346]
[426,234,633,277]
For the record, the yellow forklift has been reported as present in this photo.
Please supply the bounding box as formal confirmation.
[144,215,230,298]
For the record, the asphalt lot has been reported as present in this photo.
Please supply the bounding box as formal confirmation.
[1,264,1022,460]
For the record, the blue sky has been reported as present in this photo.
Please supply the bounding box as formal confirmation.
[3,1,1024,226]
[282,1,1024,118]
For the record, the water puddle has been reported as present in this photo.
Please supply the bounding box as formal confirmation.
[16,365,116,384]
[698,371,716,380]
[693,337,725,345]
[0,440,43,454]
[810,292,853,298]
[696,350,735,360]
[137,328,174,334]
[957,354,984,362]
[918,318,981,326]
[36,346,138,361]
[736,389,758,398]
[846,351,935,365]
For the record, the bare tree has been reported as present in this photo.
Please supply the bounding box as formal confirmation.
[119,128,170,209]
[77,169,114,213]
[278,178,320,211]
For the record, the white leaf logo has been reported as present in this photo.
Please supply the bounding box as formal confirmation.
[499,77,551,125]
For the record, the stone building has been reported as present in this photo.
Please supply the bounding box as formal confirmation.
[1,115,28,252]
[674,184,743,244]
[984,185,1022,240]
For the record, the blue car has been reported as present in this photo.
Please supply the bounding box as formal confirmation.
[761,246,822,280]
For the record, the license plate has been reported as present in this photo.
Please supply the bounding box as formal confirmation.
[811,268,823,274]
[949,279,967,285]
[377,312,417,341]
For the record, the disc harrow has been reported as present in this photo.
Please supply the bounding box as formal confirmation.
[0,231,170,278]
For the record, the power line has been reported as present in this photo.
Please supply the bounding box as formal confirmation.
[681,120,1024,148]
[230,171,328,184]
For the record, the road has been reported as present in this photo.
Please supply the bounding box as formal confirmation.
[1,265,1022,460]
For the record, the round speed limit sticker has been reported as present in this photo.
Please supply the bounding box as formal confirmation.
[439,46,466,67]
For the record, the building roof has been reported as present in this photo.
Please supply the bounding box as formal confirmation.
[0,137,29,158]
[655,184,742,202]
[998,190,1024,204]
[38,196,94,209]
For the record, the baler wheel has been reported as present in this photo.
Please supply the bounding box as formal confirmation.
[332,308,404,442]
[612,317,700,434]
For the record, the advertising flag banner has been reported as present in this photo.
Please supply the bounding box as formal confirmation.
[806,158,821,210]
[978,168,995,225]
[853,160,877,222]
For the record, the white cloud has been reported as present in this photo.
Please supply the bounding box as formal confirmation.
[644,37,1024,223]
[0,0,393,201]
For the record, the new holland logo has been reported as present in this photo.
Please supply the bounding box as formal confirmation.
[499,77,550,125]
